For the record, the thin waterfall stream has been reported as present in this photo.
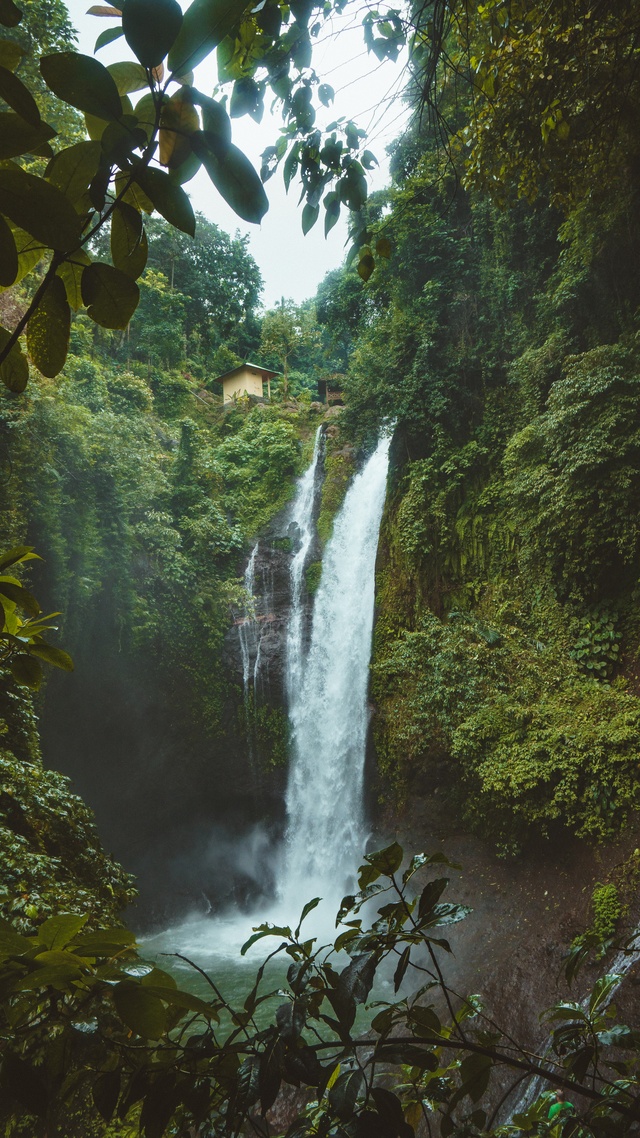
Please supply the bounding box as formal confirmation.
[145,428,392,987]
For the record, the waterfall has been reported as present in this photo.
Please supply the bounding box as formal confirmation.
[279,432,392,909]
[238,542,259,707]
[285,426,325,703]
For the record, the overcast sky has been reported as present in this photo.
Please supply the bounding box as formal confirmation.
[64,0,409,308]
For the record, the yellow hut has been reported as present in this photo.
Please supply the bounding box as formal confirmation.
[216,362,279,404]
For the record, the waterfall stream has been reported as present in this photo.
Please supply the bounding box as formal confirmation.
[279,431,392,910]
[145,428,391,987]
[286,426,325,702]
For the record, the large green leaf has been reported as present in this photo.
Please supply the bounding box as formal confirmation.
[56,251,89,309]
[168,0,239,76]
[37,913,88,951]
[133,165,195,234]
[0,0,21,28]
[95,26,124,53]
[0,212,17,286]
[11,653,42,689]
[0,545,38,571]
[112,982,167,1039]
[123,0,182,68]
[191,132,268,224]
[0,324,28,392]
[27,277,70,378]
[0,111,55,159]
[111,200,148,279]
[46,140,102,204]
[0,37,23,70]
[28,642,74,671]
[81,261,140,328]
[0,166,82,251]
[132,91,158,141]
[191,89,230,141]
[107,60,148,94]
[40,52,122,121]
[0,64,39,124]
[0,917,30,956]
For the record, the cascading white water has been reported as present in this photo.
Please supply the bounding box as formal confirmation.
[279,432,392,910]
[238,542,259,707]
[285,426,324,703]
[145,429,392,977]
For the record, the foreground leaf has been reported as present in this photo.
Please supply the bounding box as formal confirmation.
[111,200,148,279]
[27,276,70,377]
[0,324,27,391]
[168,0,239,76]
[81,261,140,328]
[191,132,268,224]
[0,166,82,251]
[46,139,102,203]
[132,165,195,234]
[123,0,182,67]
[40,51,122,121]
[0,111,55,159]
[0,64,40,124]
[0,212,17,286]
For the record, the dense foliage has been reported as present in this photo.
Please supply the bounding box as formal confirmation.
[1,844,640,1138]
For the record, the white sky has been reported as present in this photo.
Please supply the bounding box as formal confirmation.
[64,0,410,307]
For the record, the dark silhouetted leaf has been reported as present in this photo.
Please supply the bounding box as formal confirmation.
[191,131,268,224]
[11,653,42,689]
[0,111,55,158]
[0,0,21,28]
[93,1071,120,1123]
[113,982,167,1038]
[40,51,122,120]
[168,0,238,76]
[0,64,39,124]
[82,261,140,328]
[111,200,147,279]
[365,843,403,878]
[123,0,182,68]
[27,276,70,377]
[418,878,449,920]
[95,26,124,52]
[0,166,81,251]
[259,1034,283,1113]
[393,946,410,993]
[459,1053,492,1102]
[329,1069,363,1122]
[46,139,102,203]
[0,212,17,285]
[133,165,195,234]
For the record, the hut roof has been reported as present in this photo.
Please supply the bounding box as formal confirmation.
[215,361,279,384]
